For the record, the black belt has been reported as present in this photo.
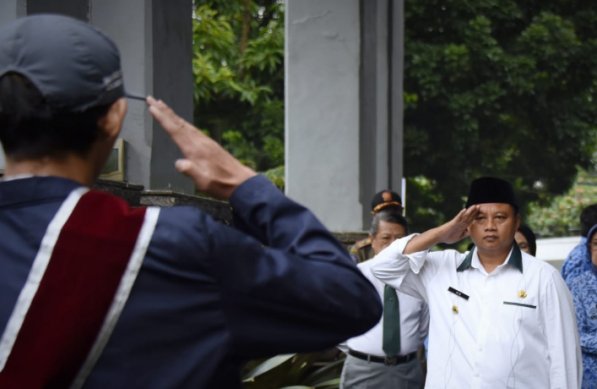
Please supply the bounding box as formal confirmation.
[348,349,417,366]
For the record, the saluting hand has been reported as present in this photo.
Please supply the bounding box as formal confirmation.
[404,205,479,254]
[438,205,480,244]
[146,96,256,200]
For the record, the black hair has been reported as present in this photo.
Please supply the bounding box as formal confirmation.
[580,203,597,236]
[517,224,537,256]
[369,210,409,236]
[0,73,111,160]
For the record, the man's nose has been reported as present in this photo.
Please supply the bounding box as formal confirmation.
[484,218,497,230]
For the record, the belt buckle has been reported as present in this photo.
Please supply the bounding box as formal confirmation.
[384,356,398,365]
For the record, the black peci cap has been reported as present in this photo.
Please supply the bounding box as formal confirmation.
[370,190,403,214]
[465,177,519,211]
[0,14,143,112]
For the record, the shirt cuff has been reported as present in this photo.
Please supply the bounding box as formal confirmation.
[374,233,428,274]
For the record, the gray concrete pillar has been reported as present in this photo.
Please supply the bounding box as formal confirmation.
[286,0,362,231]
[0,0,194,193]
[286,0,404,231]
[0,0,26,24]
[359,0,405,223]
[92,0,194,193]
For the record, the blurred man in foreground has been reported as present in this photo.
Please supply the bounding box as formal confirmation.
[0,14,381,388]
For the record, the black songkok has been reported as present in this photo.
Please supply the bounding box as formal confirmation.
[465,177,519,211]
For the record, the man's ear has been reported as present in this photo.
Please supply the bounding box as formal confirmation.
[98,98,127,140]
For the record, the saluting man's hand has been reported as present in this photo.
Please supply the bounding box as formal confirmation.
[404,205,480,254]
[146,96,256,200]
[438,206,480,244]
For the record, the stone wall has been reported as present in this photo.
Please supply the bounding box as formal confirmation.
[95,180,365,247]
[95,179,232,225]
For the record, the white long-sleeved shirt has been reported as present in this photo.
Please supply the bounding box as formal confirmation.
[345,255,429,356]
[372,234,582,389]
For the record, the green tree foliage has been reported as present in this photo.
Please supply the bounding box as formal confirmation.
[403,1,597,231]
[192,1,596,234]
[192,0,284,172]
[528,168,597,237]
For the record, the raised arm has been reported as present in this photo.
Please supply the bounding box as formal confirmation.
[220,176,382,355]
[147,96,382,356]
[403,206,479,254]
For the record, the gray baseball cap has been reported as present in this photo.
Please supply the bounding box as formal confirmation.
[0,14,144,112]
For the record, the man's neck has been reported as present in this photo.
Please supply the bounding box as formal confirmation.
[477,249,510,274]
[4,155,95,186]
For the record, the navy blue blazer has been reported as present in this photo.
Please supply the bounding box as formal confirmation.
[0,175,381,388]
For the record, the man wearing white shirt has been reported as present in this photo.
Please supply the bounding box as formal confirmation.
[372,177,582,388]
[341,211,429,388]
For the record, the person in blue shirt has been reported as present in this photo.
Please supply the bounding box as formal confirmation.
[0,14,381,388]
[568,224,597,389]
[562,203,597,283]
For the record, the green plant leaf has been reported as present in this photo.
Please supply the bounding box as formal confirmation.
[243,354,296,382]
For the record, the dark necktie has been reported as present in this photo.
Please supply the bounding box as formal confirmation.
[382,284,401,356]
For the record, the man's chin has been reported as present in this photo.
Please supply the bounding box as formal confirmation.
[475,243,509,254]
